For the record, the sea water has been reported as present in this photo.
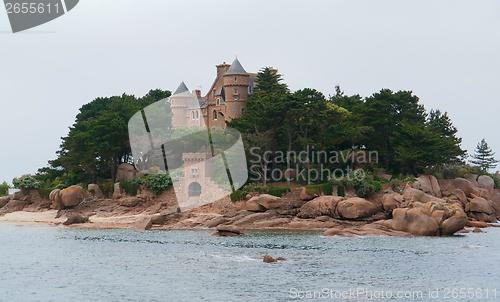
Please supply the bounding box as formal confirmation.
[0,224,499,301]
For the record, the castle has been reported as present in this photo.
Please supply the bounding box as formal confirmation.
[170,58,258,128]
[168,58,260,207]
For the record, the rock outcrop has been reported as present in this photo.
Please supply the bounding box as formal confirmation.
[245,194,282,211]
[88,184,104,199]
[116,163,138,182]
[389,201,467,236]
[297,196,343,219]
[63,215,89,225]
[214,225,243,236]
[49,186,85,209]
[299,187,318,201]
[337,198,383,219]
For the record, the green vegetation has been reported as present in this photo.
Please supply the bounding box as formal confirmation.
[229,68,465,186]
[141,173,172,195]
[0,181,9,196]
[470,139,499,172]
[38,188,55,200]
[330,171,381,199]
[36,89,171,188]
[230,190,246,201]
[120,178,142,196]
[267,186,290,197]
[305,183,334,196]
[12,175,41,190]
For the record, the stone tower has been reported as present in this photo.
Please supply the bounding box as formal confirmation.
[222,58,250,120]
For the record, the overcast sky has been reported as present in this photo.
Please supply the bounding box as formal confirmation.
[1,0,499,184]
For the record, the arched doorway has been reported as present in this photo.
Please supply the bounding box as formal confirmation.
[188,182,202,196]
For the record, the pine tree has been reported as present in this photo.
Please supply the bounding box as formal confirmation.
[470,139,499,171]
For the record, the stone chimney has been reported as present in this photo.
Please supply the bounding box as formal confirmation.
[192,89,202,98]
[216,62,231,76]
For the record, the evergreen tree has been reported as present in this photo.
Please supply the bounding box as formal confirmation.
[470,139,499,171]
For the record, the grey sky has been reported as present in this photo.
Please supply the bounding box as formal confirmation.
[1,0,499,184]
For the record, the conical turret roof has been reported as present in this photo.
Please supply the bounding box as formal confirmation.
[173,81,189,95]
[225,58,248,75]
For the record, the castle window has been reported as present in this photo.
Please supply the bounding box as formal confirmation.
[234,77,237,82]
[195,111,199,120]
[213,110,218,120]
[191,112,195,120]
[234,88,238,94]
[234,95,238,100]
[248,87,251,93]
[217,98,220,105]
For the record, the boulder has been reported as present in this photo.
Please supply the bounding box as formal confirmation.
[116,163,138,182]
[151,214,167,225]
[440,211,468,235]
[120,197,142,207]
[12,191,24,200]
[473,227,483,233]
[299,187,318,201]
[4,200,30,211]
[255,194,282,210]
[137,217,153,231]
[466,220,488,228]
[88,184,104,199]
[382,192,402,213]
[417,175,432,193]
[63,215,89,226]
[467,174,479,186]
[392,208,439,236]
[337,197,383,219]
[469,197,495,215]
[112,183,122,199]
[323,228,343,236]
[450,189,468,207]
[429,175,442,198]
[0,196,11,208]
[50,186,85,209]
[453,178,479,198]
[245,199,266,212]
[391,201,467,236]
[205,217,228,228]
[469,212,497,223]
[214,224,243,236]
[412,181,421,190]
[297,196,343,219]
[477,175,494,198]
[402,188,425,202]
[263,255,277,263]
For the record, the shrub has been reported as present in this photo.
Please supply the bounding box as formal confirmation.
[441,164,480,179]
[12,175,41,190]
[322,183,334,195]
[98,182,115,197]
[38,187,55,200]
[390,179,401,191]
[242,183,269,194]
[337,186,345,197]
[305,184,333,195]
[120,178,142,196]
[329,170,376,198]
[142,172,172,195]
[370,180,383,192]
[0,185,9,196]
[267,186,289,197]
[230,190,246,201]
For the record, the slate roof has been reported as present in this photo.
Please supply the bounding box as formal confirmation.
[187,97,206,109]
[225,58,248,75]
[173,81,189,95]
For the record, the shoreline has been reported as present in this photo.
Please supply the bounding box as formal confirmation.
[1,210,497,237]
